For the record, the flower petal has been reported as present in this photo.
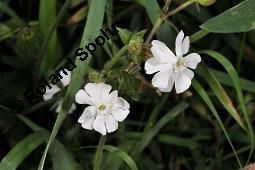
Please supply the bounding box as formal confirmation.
[175,30,185,56]
[115,97,130,109]
[182,36,190,55]
[68,103,76,114]
[144,57,171,74]
[81,116,96,130]
[85,83,112,104]
[183,53,201,69]
[158,75,174,92]
[152,70,172,89]
[43,86,60,100]
[78,106,97,123]
[61,70,71,87]
[183,68,194,80]
[111,108,129,122]
[175,72,191,94]
[75,89,92,105]
[93,115,107,135]
[151,40,176,63]
[105,114,118,133]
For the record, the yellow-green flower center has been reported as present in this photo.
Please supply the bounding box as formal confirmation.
[176,59,185,68]
[98,104,106,111]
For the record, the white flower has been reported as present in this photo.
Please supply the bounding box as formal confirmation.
[144,30,201,94]
[75,83,130,135]
[43,71,76,113]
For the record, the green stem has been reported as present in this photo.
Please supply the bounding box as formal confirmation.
[163,0,195,19]
[145,0,196,43]
[103,45,128,73]
[236,33,246,72]
[93,135,107,170]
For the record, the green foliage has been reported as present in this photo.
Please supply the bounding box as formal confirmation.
[0,0,255,170]
[201,0,255,33]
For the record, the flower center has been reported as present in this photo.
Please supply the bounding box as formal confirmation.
[176,59,185,68]
[98,104,106,111]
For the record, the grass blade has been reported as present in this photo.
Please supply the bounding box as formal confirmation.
[0,1,24,26]
[131,102,189,158]
[197,63,246,130]
[37,1,107,169]
[192,79,242,168]
[104,145,138,170]
[0,132,45,170]
[200,50,254,163]
[38,0,57,76]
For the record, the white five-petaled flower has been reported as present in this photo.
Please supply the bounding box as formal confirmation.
[144,30,201,94]
[75,83,130,136]
[43,71,76,113]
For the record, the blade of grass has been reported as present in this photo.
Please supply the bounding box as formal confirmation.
[137,0,174,46]
[131,102,189,159]
[0,131,45,170]
[38,0,71,76]
[143,93,169,132]
[192,79,242,168]
[37,1,107,169]
[197,68,255,93]
[104,145,138,170]
[38,0,57,76]
[17,114,83,170]
[200,50,254,163]
[197,63,246,130]
[158,134,199,149]
[0,1,24,26]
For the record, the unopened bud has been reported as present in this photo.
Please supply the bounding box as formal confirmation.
[197,0,216,6]
[128,37,143,56]
[89,71,104,83]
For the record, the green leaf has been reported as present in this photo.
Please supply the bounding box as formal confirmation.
[197,63,246,130]
[137,0,174,46]
[192,79,242,168]
[200,50,254,163]
[0,132,45,170]
[158,134,199,149]
[116,27,133,45]
[38,0,58,75]
[131,102,189,159]
[17,115,83,170]
[0,1,24,26]
[38,0,107,169]
[104,145,138,170]
[200,0,255,33]
[123,72,141,101]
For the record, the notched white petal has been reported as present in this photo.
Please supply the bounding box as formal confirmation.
[105,114,118,133]
[175,72,191,94]
[152,70,172,89]
[111,108,130,122]
[93,115,107,135]
[75,89,92,105]
[183,53,201,69]
[175,30,184,56]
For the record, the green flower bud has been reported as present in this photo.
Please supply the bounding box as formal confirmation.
[197,0,216,6]
[15,26,43,59]
[128,37,143,56]
[89,71,104,83]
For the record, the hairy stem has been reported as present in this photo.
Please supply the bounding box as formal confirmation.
[93,135,107,170]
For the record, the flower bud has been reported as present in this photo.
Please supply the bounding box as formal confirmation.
[89,71,104,83]
[197,0,216,6]
[128,37,143,56]
[15,26,43,59]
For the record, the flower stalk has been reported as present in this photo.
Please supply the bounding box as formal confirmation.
[146,0,196,43]
[93,135,107,170]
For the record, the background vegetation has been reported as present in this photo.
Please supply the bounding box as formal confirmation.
[0,0,255,169]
